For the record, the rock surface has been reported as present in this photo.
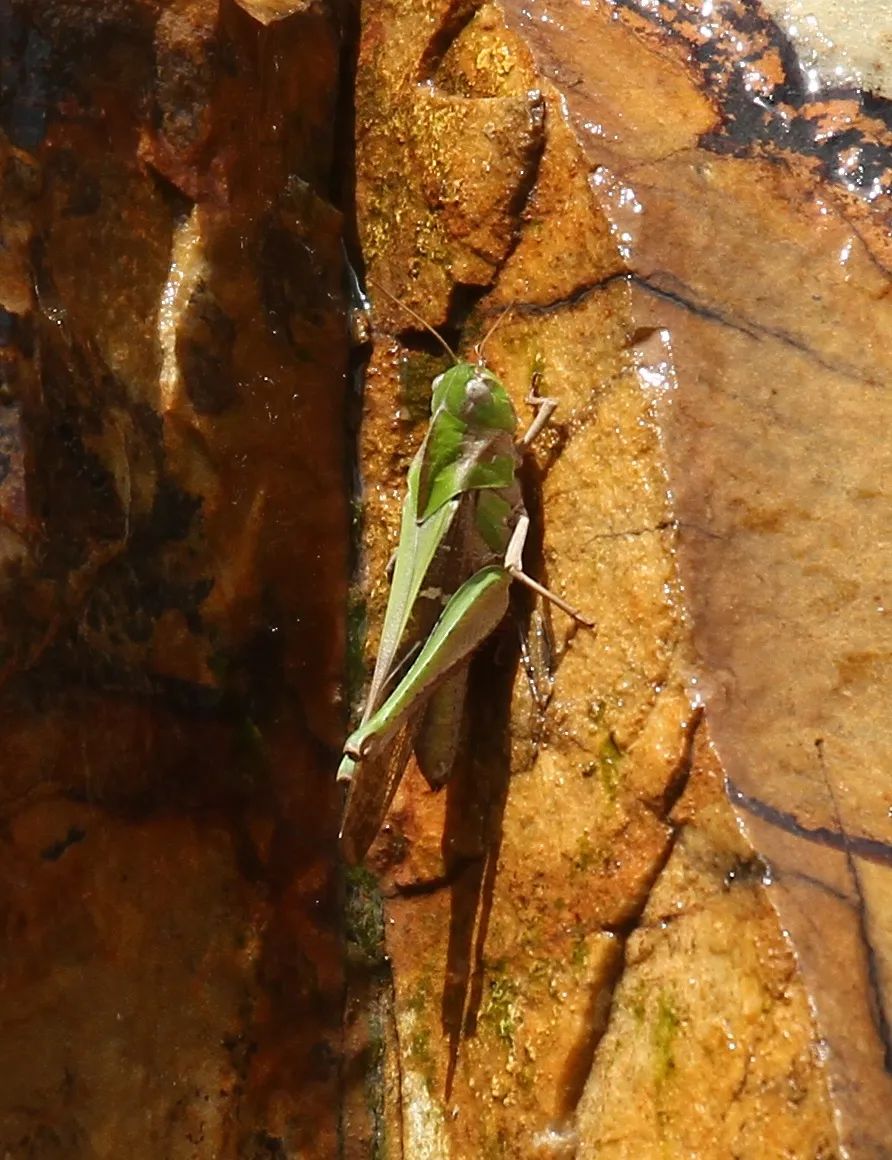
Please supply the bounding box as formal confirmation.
[2,0,891,1156]
[347,0,891,1157]
[0,0,348,1154]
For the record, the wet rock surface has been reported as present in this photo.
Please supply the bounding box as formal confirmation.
[3,0,891,1156]
[1,0,348,1154]
[346,0,892,1157]
[505,2,892,1151]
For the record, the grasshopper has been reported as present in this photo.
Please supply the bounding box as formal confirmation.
[338,301,592,864]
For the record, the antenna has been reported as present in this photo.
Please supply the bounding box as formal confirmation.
[368,278,458,364]
[473,302,514,365]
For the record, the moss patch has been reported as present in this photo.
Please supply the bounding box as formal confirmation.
[653,992,681,1084]
[344,865,385,969]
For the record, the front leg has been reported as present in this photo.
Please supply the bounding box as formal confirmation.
[518,391,558,449]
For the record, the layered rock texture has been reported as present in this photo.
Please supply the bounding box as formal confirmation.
[1,0,348,1153]
[347,2,891,1157]
[2,0,890,1157]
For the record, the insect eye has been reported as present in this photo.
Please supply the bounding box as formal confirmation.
[465,376,490,403]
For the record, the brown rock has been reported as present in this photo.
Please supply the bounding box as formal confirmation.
[3,0,889,1153]
[347,0,890,1155]
[1,0,348,1155]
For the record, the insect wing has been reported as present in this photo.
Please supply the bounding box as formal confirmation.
[339,714,421,865]
[362,452,460,721]
[414,664,469,789]
[340,567,510,863]
[348,564,511,761]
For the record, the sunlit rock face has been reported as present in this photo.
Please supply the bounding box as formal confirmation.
[505,3,891,1153]
[0,1,348,1155]
[3,0,889,1154]
[763,0,892,98]
[345,0,891,1156]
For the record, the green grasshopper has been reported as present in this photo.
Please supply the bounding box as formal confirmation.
[338,302,592,864]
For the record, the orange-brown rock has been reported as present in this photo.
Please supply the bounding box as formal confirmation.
[346,0,891,1157]
[3,0,890,1155]
[0,0,348,1155]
